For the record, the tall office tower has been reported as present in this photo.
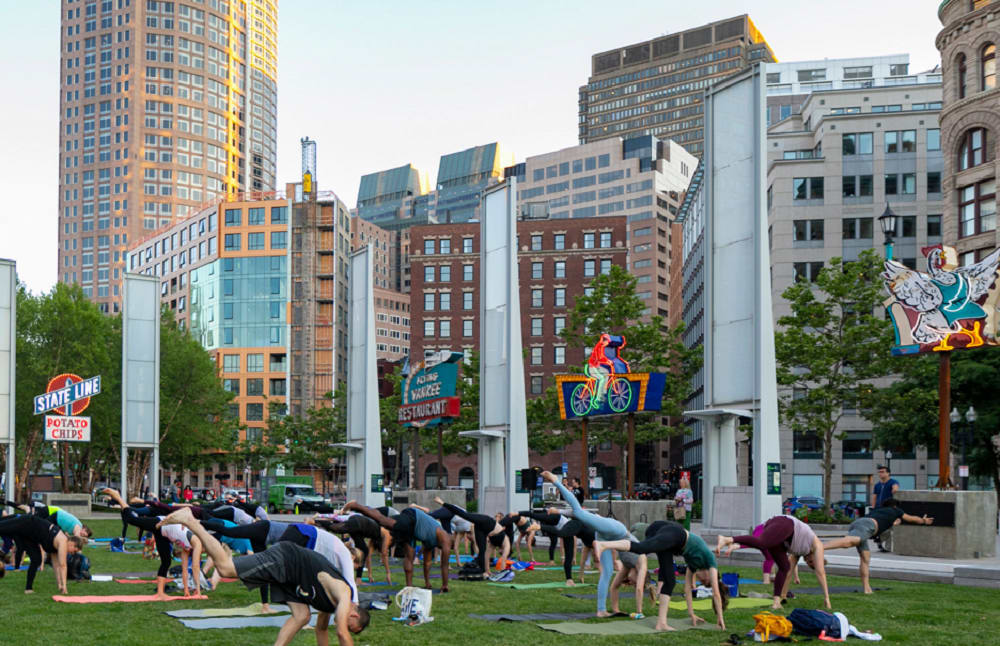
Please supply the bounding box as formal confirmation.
[58,0,278,313]
[578,15,775,155]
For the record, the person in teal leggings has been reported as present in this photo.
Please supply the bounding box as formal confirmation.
[541,471,634,617]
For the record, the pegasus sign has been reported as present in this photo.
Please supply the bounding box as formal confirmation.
[883,244,1000,355]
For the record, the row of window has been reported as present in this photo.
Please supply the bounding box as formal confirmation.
[222,377,286,397]
[423,291,473,311]
[841,129,939,155]
[793,173,942,200]
[420,231,615,255]
[221,352,286,373]
[529,155,612,181]
[223,231,286,251]
[224,206,287,227]
[792,215,942,242]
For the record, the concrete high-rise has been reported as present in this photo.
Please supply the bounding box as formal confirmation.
[58,0,279,313]
[578,15,775,155]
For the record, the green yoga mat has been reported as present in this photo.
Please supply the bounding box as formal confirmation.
[536,615,720,635]
[488,582,593,590]
[562,594,771,611]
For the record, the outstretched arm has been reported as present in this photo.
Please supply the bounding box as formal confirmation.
[343,501,396,530]
[317,574,355,646]
[901,513,933,525]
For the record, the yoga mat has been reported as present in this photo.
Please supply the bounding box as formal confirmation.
[793,586,887,595]
[116,579,158,584]
[4,565,28,571]
[562,593,770,610]
[180,615,319,629]
[167,603,291,618]
[92,575,113,582]
[53,594,209,603]
[536,615,720,635]
[471,612,595,622]
[488,581,593,590]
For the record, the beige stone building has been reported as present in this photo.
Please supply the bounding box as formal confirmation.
[936,0,1000,259]
[767,80,944,499]
[59,0,278,313]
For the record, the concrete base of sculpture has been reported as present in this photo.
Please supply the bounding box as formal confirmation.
[710,486,755,532]
[43,493,92,519]
[893,490,997,559]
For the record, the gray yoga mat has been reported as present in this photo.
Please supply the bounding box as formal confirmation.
[166,604,291,618]
[742,586,887,597]
[564,593,598,599]
[180,615,319,630]
[471,612,596,622]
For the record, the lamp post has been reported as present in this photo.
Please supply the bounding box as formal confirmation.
[950,406,976,490]
[885,450,893,474]
[878,203,899,261]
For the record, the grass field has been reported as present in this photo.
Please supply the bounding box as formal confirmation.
[1,518,997,645]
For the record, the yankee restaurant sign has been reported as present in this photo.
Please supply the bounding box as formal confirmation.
[398,350,462,427]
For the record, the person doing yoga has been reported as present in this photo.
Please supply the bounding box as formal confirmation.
[716,514,831,610]
[430,498,510,576]
[157,508,369,646]
[313,513,393,584]
[343,501,452,592]
[822,498,932,594]
[593,520,729,631]
[201,517,293,611]
[541,470,637,617]
[608,550,653,618]
[7,501,92,538]
[0,513,82,594]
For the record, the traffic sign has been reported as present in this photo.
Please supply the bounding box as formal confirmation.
[588,466,597,478]
[34,374,101,415]
[959,465,969,478]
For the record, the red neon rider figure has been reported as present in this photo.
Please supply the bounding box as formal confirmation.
[585,333,628,403]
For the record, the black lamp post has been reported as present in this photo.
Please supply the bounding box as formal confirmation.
[878,203,899,261]
[950,406,976,490]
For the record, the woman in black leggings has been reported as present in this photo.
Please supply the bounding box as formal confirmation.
[313,514,391,584]
[0,514,81,594]
[433,498,509,575]
[516,509,595,585]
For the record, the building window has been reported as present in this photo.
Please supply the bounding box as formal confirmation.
[959,128,987,170]
[958,54,968,99]
[224,233,240,250]
[531,289,543,308]
[927,214,942,238]
[463,292,473,310]
[793,177,823,200]
[793,261,824,282]
[439,264,451,282]
[553,346,565,365]
[983,44,996,91]
[792,219,824,241]
[271,206,288,224]
[554,288,566,307]
[959,179,997,237]
[245,403,264,421]
[554,316,566,336]
[584,232,595,248]
[859,175,873,196]
[554,234,565,250]
[889,63,909,76]
[842,132,872,155]
[270,379,286,396]
[842,176,856,197]
[247,232,265,250]
[439,320,451,337]
[223,355,241,375]
[271,231,287,249]
[842,217,874,240]
[439,238,451,254]
[223,378,239,394]
[424,320,435,337]
[797,68,826,82]
[554,261,566,278]
[424,265,435,282]
[530,376,543,395]
[247,207,265,225]
[600,231,612,248]
[423,293,435,311]
[423,239,435,255]
[885,131,898,153]
[927,172,942,194]
[531,261,543,279]
[462,237,473,253]
[530,347,543,365]
[462,319,473,337]
[246,378,264,396]
[897,216,917,238]
[885,174,898,195]
[462,264,473,281]
[901,130,916,153]
[531,318,543,336]
[584,259,596,277]
[843,65,872,79]
[600,258,612,274]
[902,173,916,195]
[224,208,240,226]
[927,128,941,151]
[439,292,451,310]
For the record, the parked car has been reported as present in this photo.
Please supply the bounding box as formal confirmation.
[782,496,825,514]
[634,483,662,501]
[832,499,866,518]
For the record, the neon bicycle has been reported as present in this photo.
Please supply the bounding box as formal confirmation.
[569,334,634,416]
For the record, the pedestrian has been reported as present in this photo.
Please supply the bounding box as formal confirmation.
[183,485,194,503]
[871,465,899,552]
[673,477,694,531]
[571,479,585,504]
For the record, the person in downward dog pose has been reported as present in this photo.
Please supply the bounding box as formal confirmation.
[593,520,729,631]
[715,514,831,609]
[312,513,393,584]
[541,470,638,617]
[429,498,510,576]
[0,513,82,594]
[157,508,369,646]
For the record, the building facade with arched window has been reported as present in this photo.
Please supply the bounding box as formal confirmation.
[937,0,1000,259]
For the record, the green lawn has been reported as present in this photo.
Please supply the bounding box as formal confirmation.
[2,519,997,645]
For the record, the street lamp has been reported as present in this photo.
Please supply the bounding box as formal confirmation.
[950,406,976,490]
[885,450,893,474]
[878,203,899,261]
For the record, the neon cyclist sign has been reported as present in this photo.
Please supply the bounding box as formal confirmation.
[554,334,666,420]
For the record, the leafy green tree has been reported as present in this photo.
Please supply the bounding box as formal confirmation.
[263,390,346,493]
[868,347,1000,500]
[377,363,409,487]
[774,250,895,508]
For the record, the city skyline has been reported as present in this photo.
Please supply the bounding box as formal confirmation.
[1,1,941,294]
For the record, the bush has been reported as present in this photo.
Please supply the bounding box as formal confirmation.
[467,499,478,513]
[691,500,702,520]
[794,506,853,524]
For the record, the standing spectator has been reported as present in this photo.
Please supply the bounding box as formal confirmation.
[571,479,585,503]
[183,485,194,503]
[871,465,899,553]
[673,477,694,531]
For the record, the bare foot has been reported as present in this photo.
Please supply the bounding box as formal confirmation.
[157,507,196,529]
[24,589,34,595]
[715,535,734,556]
[540,471,557,483]
[771,600,782,610]
[261,603,277,614]
[592,540,606,561]
[654,623,675,632]
[153,592,172,601]
[863,588,874,595]
[566,579,575,587]
[433,496,444,506]
[596,611,612,618]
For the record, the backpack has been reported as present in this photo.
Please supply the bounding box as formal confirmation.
[788,609,841,638]
[394,586,433,625]
[109,538,125,552]
[753,611,793,642]
[66,553,91,581]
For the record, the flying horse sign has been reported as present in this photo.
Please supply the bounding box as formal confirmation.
[883,245,1000,355]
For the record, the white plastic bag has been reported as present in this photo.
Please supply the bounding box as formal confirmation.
[395,586,433,625]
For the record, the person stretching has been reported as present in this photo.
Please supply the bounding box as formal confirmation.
[450,514,475,567]
[313,514,392,584]
[608,550,653,618]
[716,514,830,610]
[0,513,82,594]
[520,508,595,585]
[8,501,93,539]
[157,508,369,646]
[593,520,729,631]
[542,470,635,617]
[276,523,361,604]
[440,500,511,575]
[201,517,293,611]
[343,501,451,592]
[822,498,932,594]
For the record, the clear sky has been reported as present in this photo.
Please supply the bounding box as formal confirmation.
[0,1,943,294]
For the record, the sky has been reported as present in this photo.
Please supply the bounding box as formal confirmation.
[0,1,943,294]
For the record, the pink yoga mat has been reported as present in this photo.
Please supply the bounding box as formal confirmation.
[52,594,209,603]
[115,577,239,584]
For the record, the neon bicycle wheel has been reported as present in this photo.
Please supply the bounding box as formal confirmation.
[570,383,593,417]
[607,377,633,413]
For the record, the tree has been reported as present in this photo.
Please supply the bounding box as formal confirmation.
[533,265,699,491]
[774,250,895,508]
[377,364,409,487]
[263,390,347,493]
[868,346,1000,502]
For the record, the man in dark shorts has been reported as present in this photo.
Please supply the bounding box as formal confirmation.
[157,508,369,646]
[822,498,932,594]
[0,513,83,594]
[871,465,900,552]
